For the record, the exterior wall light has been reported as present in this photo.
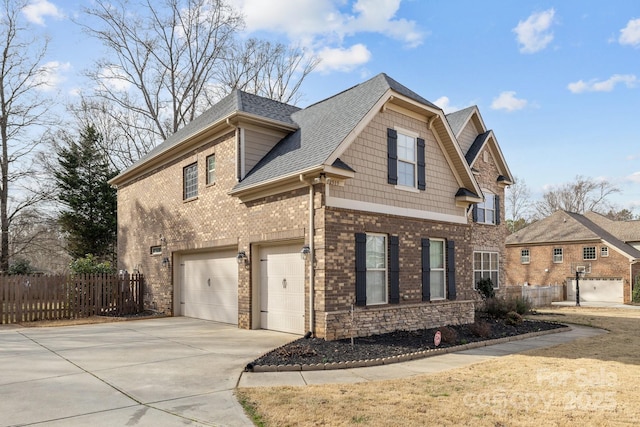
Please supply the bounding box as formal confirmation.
[162,257,170,268]
[237,250,248,265]
[300,245,311,260]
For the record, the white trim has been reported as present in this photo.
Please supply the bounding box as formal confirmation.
[394,185,420,193]
[326,195,468,224]
[240,127,246,179]
[365,232,388,306]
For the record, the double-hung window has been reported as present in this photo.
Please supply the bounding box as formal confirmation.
[474,191,500,225]
[183,163,198,200]
[521,249,530,264]
[365,234,387,305]
[206,154,216,185]
[474,251,499,288]
[601,246,609,257]
[397,133,416,187]
[387,128,426,190]
[429,239,446,300]
[553,248,563,263]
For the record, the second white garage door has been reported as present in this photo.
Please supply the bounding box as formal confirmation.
[259,244,306,334]
[567,278,624,303]
[180,250,238,324]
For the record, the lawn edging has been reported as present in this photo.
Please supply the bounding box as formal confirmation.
[249,324,571,373]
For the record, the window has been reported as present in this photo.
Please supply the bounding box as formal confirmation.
[583,246,597,260]
[183,163,198,199]
[150,246,162,255]
[474,191,500,225]
[474,252,499,289]
[601,246,609,257]
[365,234,387,305]
[206,154,216,185]
[553,248,563,263]
[387,128,425,190]
[521,249,530,264]
[429,239,446,299]
[397,133,416,187]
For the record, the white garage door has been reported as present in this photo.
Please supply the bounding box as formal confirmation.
[180,250,238,324]
[567,278,624,303]
[259,244,306,334]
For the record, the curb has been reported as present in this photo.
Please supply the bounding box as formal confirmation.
[248,324,571,373]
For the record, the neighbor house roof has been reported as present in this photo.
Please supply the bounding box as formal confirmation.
[506,210,640,260]
[584,211,640,243]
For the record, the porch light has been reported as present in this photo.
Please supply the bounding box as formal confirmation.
[300,245,311,260]
[162,257,170,268]
[236,251,248,265]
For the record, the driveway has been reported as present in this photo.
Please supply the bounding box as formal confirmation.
[0,317,296,426]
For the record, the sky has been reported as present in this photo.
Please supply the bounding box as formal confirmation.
[19,0,640,214]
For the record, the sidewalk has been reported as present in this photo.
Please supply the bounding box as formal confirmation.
[238,325,605,388]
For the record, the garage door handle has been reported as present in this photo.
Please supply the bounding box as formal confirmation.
[208,278,211,287]
[283,278,287,288]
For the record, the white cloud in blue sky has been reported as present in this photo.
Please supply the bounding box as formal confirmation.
[490,92,528,112]
[619,18,640,47]
[512,9,556,53]
[22,0,63,26]
[568,74,638,94]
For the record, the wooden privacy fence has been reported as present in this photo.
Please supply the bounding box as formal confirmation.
[504,284,564,307]
[0,273,144,324]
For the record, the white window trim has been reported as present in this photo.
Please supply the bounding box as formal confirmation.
[553,248,563,263]
[183,162,198,200]
[476,189,496,225]
[473,251,499,289]
[521,249,530,264]
[150,246,162,256]
[206,154,216,186]
[600,246,609,257]
[366,233,388,306]
[430,238,446,301]
[583,246,597,261]
[394,126,418,189]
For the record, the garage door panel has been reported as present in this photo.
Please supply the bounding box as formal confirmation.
[181,251,238,324]
[568,278,623,303]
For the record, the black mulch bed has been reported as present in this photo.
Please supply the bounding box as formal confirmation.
[248,319,567,368]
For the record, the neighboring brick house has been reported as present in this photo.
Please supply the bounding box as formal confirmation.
[505,210,640,303]
[110,73,514,340]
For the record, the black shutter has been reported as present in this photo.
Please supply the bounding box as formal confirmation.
[389,236,400,304]
[387,128,398,185]
[417,137,426,190]
[355,233,367,306]
[472,204,478,222]
[446,240,456,300]
[421,238,431,301]
[494,195,501,225]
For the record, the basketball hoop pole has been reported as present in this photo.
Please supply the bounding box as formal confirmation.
[575,271,581,306]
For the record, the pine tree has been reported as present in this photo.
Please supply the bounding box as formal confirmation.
[54,125,118,262]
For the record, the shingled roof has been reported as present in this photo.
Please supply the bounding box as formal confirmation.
[445,106,476,137]
[233,73,440,190]
[506,210,640,260]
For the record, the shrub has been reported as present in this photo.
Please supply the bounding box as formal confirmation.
[513,296,533,315]
[8,259,35,275]
[69,254,115,274]
[476,278,495,300]
[633,276,640,303]
[439,326,458,344]
[469,321,492,338]
[505,311,523,326]
[485,297,510,319]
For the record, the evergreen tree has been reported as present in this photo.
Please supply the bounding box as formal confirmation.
[54,125,118,262]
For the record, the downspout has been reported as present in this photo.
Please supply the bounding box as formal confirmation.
[300,174,315,337]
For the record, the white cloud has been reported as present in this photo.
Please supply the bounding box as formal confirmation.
[513,9,555,53]
[98,66,132,92]
[627,171,640,183]
[22,0,64,26]
[316,44,371,72]
[31,61,71,91]
[619,18,640,47]
[491,91,528,112]
[567,74,637,93]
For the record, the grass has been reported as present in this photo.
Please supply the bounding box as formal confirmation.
[237,306,640,426]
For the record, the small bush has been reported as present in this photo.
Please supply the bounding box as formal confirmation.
[469,321,492,338]
[439,326,458,344]
[476,278,495,300]
[8,259,35,275]
[70,254,115,274]
[485,297,510,319]
[633,276,640,303]
[505,311,523,326]
[513,296,533,315]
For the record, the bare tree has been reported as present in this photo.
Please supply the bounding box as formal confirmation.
[535,175,620,217]
[80,0,318,168]
[504,175,534,233]
[0,0,54,271]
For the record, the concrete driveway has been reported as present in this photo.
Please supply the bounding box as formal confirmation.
[0,317,296,426]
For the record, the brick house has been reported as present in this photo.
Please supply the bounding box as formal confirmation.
[505,210,640,303]
[110,74,514,340]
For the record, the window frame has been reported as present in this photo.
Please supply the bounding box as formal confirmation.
[150,245,162,256]
[183,162,198,200]
[473,251,499,289]
[429,238,446,300]
[520,249,530,264]
[206,154,216,185]
[395,129,418,189]
[583,246,597,260]
[476,191,496,225]
[553,248,563,263]
[600,246,609,257]
[365,233,388,306]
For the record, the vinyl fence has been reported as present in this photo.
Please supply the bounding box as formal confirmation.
[0,273,144,324]
[505,284,564,307]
